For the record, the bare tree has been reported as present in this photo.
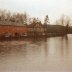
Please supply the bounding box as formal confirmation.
[23,12,28,24]
[56,14,70,26]
[29,17,37,24]
[15,12,29,24]
[65,16,70,26]
[6,11,11,21]
[29,17,41,24]
[60,14,65,26]
[0,10,6,21]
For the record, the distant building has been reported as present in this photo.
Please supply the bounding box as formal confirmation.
[0,21,28,37]
[0,21,48,38]
[27,22,46,36]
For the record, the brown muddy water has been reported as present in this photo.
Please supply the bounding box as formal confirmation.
[0,34,72,72]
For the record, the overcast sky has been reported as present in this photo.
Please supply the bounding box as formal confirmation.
[0,0,72,23]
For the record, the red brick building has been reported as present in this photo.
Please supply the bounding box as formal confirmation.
[0,25,28,37]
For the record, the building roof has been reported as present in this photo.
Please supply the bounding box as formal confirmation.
[27,22,43,28]
[0,21,27,27]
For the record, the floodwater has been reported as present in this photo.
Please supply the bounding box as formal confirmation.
[0,35,72,72]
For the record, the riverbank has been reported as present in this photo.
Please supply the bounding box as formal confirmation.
[0,33,66,41]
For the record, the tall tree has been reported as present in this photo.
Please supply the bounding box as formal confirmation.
[60,15,65,26]
[44,15,49,25]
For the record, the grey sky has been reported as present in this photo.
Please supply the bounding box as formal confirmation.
[0,0,72,23]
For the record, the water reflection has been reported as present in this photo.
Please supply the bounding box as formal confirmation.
[0,36,70,59]
[0,35,72,71]
[60,35,69,57]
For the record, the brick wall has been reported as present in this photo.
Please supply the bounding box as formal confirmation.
[0,25,27,36]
